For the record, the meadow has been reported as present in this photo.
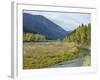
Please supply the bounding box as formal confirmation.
[23,42,90,69]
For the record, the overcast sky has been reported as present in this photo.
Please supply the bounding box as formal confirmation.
[23,10,91,31]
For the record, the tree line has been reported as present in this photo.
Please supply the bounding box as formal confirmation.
[23,23,91,44]
[23,32,47,42]
[63,23,91,45]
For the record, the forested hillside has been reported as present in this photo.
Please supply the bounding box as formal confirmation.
[23,13,68,40]
[63,23,91,45]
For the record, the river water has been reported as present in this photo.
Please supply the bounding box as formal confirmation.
[50,49,90,68]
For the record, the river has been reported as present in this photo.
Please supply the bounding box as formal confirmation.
[50,48,90,68]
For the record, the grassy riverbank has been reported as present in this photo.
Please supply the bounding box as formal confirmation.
[23,42,80,69]
[23,42,90,69]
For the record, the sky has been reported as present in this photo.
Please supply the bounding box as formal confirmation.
[23,10,91,31]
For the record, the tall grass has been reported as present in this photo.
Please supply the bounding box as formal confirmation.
[23,42,80,69]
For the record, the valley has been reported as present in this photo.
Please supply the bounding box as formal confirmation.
[23,12,91,69]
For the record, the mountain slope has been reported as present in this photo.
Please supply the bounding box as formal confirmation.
[63,23,91,45]
[23,13,68,40]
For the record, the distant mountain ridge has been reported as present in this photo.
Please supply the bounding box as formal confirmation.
[23,13,68,40]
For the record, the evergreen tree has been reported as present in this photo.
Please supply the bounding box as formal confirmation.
[63,23,91,45]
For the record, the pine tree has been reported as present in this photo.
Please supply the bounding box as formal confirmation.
[63,23,91,45]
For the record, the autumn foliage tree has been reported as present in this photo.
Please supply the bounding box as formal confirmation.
[63,23,91,45]
[23,32,47,42]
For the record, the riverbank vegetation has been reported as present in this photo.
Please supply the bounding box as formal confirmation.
[23,42,80,69]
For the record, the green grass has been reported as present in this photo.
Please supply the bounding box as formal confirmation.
[23,42,81,69]
[82,55,91,66]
